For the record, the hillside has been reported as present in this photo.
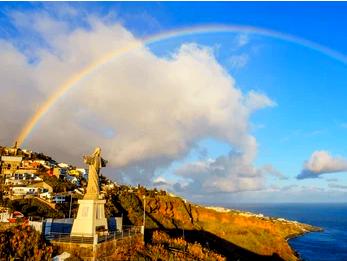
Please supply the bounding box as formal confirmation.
[103,187,321,261]
[4,184,321,260]
[1,145,321,260]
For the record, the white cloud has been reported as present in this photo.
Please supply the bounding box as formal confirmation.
[174,158,264,194]
[245,90,276,111]
[326,178,338,182]
[227,54,249,69]
[173,153,284,195]
[197,184,347,204]
[153,176,171,187]
[260,164,287,180]
[235,34,249,48]
[297,150,347,179]
[0,9,275,197]
[328,183,347,190]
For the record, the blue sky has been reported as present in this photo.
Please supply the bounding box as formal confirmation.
[1,2,347,203]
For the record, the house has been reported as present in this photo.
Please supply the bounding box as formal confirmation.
[68,169,82,177]
[33,181,53,193]
[5,178,24,186]
[52,194,66,204]
[74,188,84,195]
[0,208,24,223]
[102,183,117,191]
[65,174,80,186]
[19,160,40,174]
[52,167,66,178]
[11,186,40,196]
[5,172,42,185]
[76,168,87,175]
[46,168,54,177]
[39,191,53,200]
[58,163,70,169]
[0,208,12,222]
[14,168,38,175]
[1,156,23,175]
[21,149,32,158]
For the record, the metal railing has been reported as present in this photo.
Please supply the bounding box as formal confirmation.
[46,233,94,244]
[46,226,142,244]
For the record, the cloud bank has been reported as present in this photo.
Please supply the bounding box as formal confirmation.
[297,150,347,179]
[0,7,276,198]
[174,152,265,194]
[173,152,285,197]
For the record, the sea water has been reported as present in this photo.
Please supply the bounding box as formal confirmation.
[222,203,347,261]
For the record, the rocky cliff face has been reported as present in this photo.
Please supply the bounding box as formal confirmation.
[106,189,320,261]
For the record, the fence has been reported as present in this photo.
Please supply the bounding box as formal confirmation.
[47,226,142,245]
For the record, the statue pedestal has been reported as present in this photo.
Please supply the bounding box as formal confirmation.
[71,199,108,237]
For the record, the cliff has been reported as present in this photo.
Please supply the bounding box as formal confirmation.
[105,188,321,261]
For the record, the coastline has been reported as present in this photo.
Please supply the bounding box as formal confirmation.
[218,203,328,261]
[197,204,324,260]
[285,227,323,261]
[229,205,324,261]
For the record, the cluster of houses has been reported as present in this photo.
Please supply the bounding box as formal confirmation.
[0,143,88,204]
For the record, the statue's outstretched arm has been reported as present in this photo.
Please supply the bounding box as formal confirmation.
[101,158,108,167]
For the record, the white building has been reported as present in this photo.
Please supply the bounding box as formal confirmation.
[1,156,23,174]
[5,172,42,185]
[11,186,40,196]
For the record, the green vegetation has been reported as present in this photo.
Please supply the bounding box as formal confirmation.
[43,176,77,193]
[7,198,63,219]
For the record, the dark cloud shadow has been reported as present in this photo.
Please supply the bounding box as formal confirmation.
[296,170,319,179]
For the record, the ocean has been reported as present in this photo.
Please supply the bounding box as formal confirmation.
[222,203,347,261]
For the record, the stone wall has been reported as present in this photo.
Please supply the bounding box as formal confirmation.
[52,234,143,260]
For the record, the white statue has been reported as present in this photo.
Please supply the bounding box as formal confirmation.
[83,147,107,200]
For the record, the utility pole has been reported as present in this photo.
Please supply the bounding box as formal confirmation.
[142,195,146,241]
[68,193,73,218]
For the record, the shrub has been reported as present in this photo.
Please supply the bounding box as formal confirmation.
[0,223,52,260]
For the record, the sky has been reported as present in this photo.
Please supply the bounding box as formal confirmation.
[0,2,347,204]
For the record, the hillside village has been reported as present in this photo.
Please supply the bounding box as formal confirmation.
[0,142,114,211]
[0,143,166,221]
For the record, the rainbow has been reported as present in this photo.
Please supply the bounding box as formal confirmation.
[16,24,347,146]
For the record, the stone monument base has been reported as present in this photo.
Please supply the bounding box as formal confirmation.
[71,199,108,237]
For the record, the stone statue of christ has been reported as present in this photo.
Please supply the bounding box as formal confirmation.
[83,147,107,200]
